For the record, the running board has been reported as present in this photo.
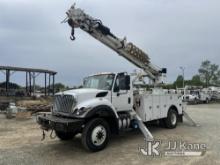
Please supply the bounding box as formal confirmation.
[133,113,154,140]
[183,111,199,127]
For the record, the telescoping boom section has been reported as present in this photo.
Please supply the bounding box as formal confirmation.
[64,4,166,84]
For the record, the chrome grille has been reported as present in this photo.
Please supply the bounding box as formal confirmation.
[53,95,76,113]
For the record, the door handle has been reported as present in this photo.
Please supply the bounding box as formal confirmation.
[128,97,131,104]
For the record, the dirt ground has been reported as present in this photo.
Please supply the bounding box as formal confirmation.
[0,104,220,165]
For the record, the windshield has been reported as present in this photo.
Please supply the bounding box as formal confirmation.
[83,74,115,90]
[190,91,199,95]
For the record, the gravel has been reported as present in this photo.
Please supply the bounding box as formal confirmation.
[0,103,220,165]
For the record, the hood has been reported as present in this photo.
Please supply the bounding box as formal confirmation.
[56,88,108,102]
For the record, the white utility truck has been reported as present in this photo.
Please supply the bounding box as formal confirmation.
[37,4,196,152]
[183,89,211,104]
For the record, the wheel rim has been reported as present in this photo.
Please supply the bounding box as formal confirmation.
[91,125,107,146]
[171,113,177,125]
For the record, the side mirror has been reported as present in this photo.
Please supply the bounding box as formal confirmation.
[114,74,130,92]
[124,75,130,90]
[114,86,120,93]
[83,78,88,86]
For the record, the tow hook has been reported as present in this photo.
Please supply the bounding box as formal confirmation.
[41,128,56,141]
[50,129,56,139]
[41,129,46,141]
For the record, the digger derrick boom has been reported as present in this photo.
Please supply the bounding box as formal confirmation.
[65,4,166,83]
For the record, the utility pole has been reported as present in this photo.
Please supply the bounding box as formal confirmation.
[179,66,185,88]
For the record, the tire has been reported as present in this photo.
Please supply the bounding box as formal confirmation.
[206,98,209,104]
[164,109,178,129]
[55,131,77,141]
[159,119,166,128]
[194,98,198,104]
[82,118,110,152]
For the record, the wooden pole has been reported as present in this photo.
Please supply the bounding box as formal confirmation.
[52,74,55,95]
[6,69,10,96]
[45,73,47,96]
[29,72,32,96]
[48,74,51,95]
[26,72,28,95]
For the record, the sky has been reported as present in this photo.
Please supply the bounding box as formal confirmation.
[0,0,220,87]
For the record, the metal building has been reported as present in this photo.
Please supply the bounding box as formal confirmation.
[0,66,57,96]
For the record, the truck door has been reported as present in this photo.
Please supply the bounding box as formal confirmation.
[111,73,133,111]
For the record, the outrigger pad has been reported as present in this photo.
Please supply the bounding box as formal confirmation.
[183,111,199,127]
[133,113,154,140]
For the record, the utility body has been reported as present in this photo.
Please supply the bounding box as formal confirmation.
[37,4,195,152]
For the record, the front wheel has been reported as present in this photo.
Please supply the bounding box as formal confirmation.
[164,109,178,129]
[194,98,198,104]
[205,98,209,104]
[82,118,110,152]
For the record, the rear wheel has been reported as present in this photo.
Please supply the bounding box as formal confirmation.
[55,131,77,141]
[159,119,166,128]
[164,109,178,129]
[82,118,110,152]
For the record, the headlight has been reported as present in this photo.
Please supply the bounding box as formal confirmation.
[74,107,91,116]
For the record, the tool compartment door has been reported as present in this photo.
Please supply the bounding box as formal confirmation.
[143,95,153,121]
[136,94,153,122]
[152,95,161,120]
[160,95,168,118]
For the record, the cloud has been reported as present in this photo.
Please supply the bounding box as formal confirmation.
[0,0,220,86]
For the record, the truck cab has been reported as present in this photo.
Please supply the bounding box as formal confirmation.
[83,72,133,112]
[51,72,132,117]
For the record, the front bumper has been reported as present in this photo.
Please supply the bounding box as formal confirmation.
[37,114,84,132]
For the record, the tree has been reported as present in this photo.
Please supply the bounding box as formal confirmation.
[53,83,66,92]
[190,75,203,86]
[198,60,219,87]
[214,70,220,86]
[173,75,184,88]
[0,82,21,89]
